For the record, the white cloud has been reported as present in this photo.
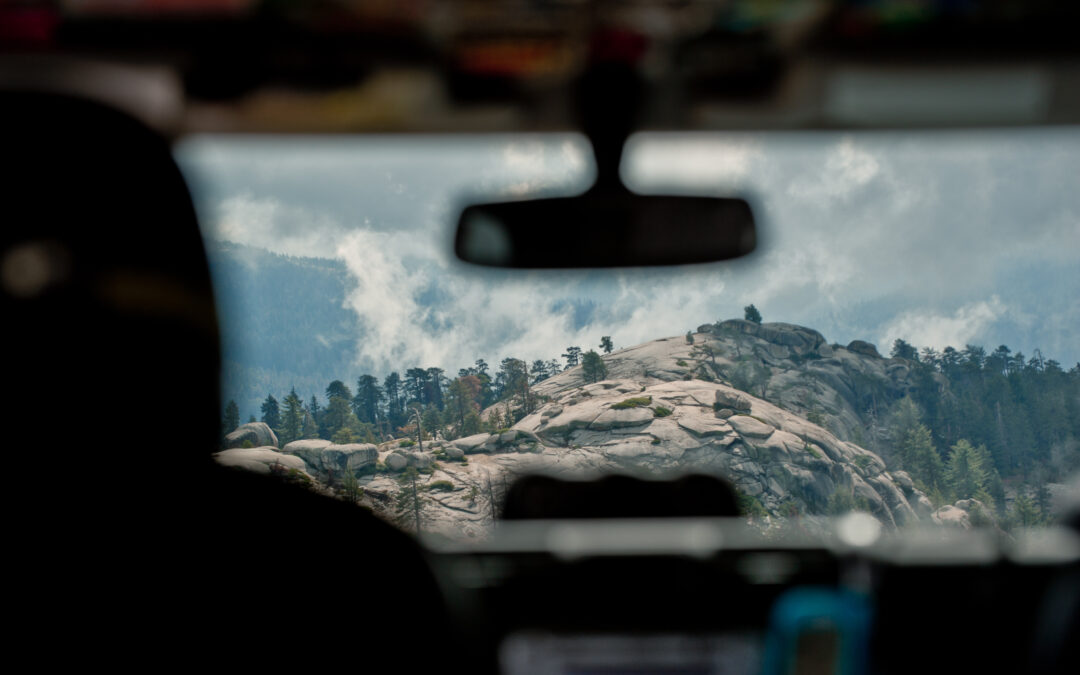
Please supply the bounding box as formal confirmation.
[214,194,348,258]
[878,297,1008,351]
[183,130,1080,372]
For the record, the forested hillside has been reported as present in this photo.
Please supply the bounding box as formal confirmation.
[879,339,1079,514]
[207,240,361,418]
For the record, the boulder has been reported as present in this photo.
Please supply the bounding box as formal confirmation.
[728,415,774,438]
[384,452,408,472]
[954,498,996,527]
[590,407,655,430]
[385,450,435,471]
[677,414,732,437]
[714,389,753,413]
[891,470,915,492]
[224,422,278,449]
[932,505,971,528]
[406,451,435,469]
[322,443,378,475]
[714,320,826,355]
[846,340,882,359]
[445,447,465,460]
[453,433,491,453]
[281,439,331,468]
[215,446,308,476]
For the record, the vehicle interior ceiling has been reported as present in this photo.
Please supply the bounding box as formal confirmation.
[2,2,1079,674]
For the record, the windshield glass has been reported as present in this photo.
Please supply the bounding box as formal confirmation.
[176,130,1080,540]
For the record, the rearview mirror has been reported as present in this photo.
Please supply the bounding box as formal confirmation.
[455,193,757,268]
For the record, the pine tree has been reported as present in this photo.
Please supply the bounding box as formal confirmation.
[341,468,362,504]
[562,346,582,368]
[946,439,988,501]
[495,358,531,413]
[326,380,353,402]
[302,411,319,439]
[582,350,607,383]
[260,394,281,430]
[530,360,550,384]
[352,374,384,425]
[445,377,481,435]
[889,397,946,498]
[744,304,762,324]
[383,372,405,432]
[600,336,614,354]
[280,387,304,446]
[426,367,446,410]
[395,467,427,533]
[1011,493,1042,527]
[223,400,239,436]
[890,339,918,361]
[322,396,357,441]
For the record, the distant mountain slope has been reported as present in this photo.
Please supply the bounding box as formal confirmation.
[206,240,361,418]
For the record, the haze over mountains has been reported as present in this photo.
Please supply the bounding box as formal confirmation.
[208,238,1078,425]
[183,131,1080,414]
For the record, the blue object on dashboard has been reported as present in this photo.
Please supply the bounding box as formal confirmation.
[761,587,872,675]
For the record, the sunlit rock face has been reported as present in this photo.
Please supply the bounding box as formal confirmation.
[224,422,278,449]
[220,323,936,540]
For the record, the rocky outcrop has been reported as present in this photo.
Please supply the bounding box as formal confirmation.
[708,319,827,357]
[846,340,882,359]
[281,439,377,475]
[498,377,927,528]
[932,498,997,529]
[215,446,309,477]
[450,429,541,454]
[224,422,278,449]
[384,450,435,472]
[219,322,946,541]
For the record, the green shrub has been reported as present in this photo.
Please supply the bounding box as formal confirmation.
[778,498,801,518]
[399,439,415,448]
[240,440,254,448]
[426,480,454,492]
[651,438,662,445]
[676,359,689,367]
[612,396,652,409]
[737,491,768,519]
[853,455,873,471]
[806,410,826,426]
[375,461,388,473]
[286,468,312,485]
[653,406,673,417]
[804,444,822,460]
[827,490,872,515]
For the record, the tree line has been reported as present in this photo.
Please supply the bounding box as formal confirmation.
[223,337,615,447]
[880,338,1079,525]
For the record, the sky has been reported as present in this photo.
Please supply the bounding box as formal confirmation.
[175,129,1080,376]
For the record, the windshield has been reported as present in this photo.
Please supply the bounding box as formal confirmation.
[176,130,1080,539]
